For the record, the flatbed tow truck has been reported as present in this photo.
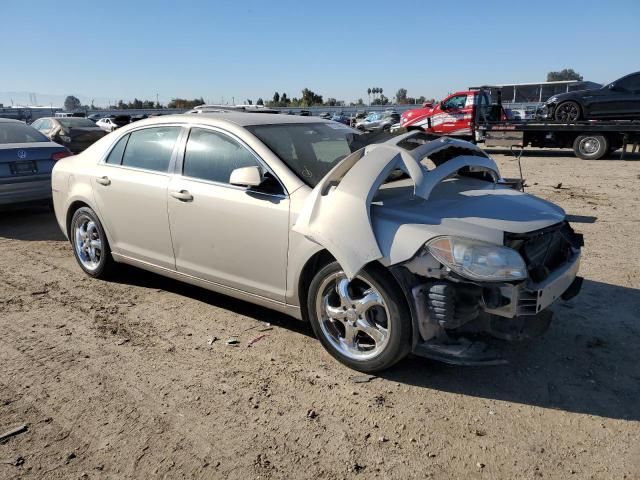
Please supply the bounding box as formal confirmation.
[472,87,640,160]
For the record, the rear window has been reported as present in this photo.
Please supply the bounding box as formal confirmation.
[58,118,96,128]
[0,122,49,144]
[121,126,181,172]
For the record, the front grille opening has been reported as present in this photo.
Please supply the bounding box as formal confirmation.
[505,222,580,283]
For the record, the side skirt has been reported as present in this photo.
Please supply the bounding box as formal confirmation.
[112,253,303,320]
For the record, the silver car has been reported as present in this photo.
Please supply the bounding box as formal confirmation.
[355,111,400,132]
[51,114,583,371]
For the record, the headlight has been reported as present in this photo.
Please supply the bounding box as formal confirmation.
[427,236,527,281]
[547,96,559,104]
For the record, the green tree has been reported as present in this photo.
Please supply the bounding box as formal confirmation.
[547,68,583,81]
[272,92,280,104]
[395,88,408,104]
[64,95,81,111]
[256,98,264,106]
[281,93,289,105]
[300,88,323,107]
[167,97,205,109]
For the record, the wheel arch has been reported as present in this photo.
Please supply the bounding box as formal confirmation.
[66,200,92,238]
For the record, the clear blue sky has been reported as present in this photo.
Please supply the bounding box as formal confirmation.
[3,0,639,106]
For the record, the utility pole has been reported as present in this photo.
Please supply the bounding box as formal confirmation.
[156,92,159,107]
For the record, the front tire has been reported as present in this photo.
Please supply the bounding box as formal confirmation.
[554,101,582,122]
[307,262,411,372]
[573,134,609,160]
[70,207,115,278]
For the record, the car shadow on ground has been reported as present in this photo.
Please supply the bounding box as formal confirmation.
[485,147,640,161]
[0,206,66,241]
[110,264,315,339]
[383,279,640,421]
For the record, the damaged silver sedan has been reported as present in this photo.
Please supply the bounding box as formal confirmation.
[51,113,583,372]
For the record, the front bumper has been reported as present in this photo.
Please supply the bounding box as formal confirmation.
[485,250,581,318]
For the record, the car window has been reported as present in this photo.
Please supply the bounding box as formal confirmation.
[441,95,468,110]
[58,118,96,128]
[105,134,130,164]
[247,123,368,187]
[121,126,181,172]
[0,122,49,144]
[31,119,42,129]
[183,128,260,183]
[616,74,640,93]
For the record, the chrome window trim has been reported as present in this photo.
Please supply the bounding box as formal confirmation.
[97,123,188,176]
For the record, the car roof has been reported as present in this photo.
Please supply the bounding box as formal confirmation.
[127,112,334,128]
[0,118,24,124]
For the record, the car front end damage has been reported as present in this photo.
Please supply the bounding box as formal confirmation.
[294,131,583,365]
[394,221,583,365]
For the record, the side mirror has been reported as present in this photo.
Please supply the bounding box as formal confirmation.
[608,83,619,91]
[422,102,433,108]
[229,166,263,188]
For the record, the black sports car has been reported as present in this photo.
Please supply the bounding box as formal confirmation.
[544,71,640,122]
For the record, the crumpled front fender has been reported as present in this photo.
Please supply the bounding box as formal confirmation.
[293,133,502,279]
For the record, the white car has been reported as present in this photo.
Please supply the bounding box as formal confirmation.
[50,113,583,371]
[96,116,130,132]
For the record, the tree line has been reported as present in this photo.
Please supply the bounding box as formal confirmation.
[63,69,583,111]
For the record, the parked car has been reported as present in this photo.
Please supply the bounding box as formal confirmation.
[87,113,105,123]
[0,118,71,206]
[331,114,351,125]
[31,117,106,153]
[51,114,583,372]
[544,71,640,121]
[355,111,400,132]
[96,115,131,132]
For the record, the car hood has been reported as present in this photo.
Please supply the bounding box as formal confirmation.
[293,132,565,278]
[546,88,599,103]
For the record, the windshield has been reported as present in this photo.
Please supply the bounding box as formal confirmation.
[58,118,97,128]
[0,122,49,144]
[247,122,372,187]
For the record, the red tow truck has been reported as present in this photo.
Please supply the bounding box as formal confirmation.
[400,87,640,160]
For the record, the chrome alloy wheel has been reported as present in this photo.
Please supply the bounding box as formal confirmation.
[315,272,391,360]
[73,214,103,271]
[579,136,600,155]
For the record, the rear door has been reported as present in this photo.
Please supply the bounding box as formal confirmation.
[91,125,183,269]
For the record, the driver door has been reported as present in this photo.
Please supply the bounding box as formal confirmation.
[167,126,290,301]
[430,94,470,135]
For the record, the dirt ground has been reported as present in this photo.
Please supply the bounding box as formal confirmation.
[1,149,639,480]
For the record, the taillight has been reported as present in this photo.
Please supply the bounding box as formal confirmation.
[51,151,73,161]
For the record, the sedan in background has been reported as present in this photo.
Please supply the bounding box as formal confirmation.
[355,111,400,132]
[31,117,106,153]
[545,71,640,121]
[330,113,351,125]
[96,115,131,132]
[0,118,71,206]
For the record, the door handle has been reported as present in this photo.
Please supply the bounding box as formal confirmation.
[96,176,111,186]
[170,190,194,202]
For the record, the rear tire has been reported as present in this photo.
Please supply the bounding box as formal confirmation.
[307,261,411,372]
[573,134,609,160]
[70,207,115,278]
